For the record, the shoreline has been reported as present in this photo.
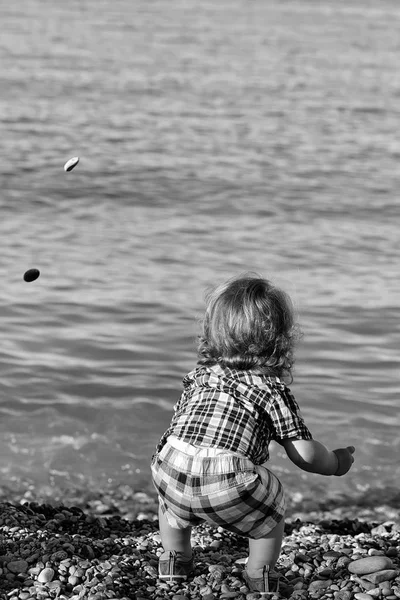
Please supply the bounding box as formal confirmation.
[1,479,399,524]
[0,492,399,600]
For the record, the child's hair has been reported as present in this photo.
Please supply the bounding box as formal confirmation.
[197,273,300,380]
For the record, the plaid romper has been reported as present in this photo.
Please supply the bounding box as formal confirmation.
[151,364,312,539]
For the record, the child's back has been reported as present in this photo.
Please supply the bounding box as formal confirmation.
[151,274,355,592]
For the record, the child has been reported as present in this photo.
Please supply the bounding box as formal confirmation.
[151,274,355,593]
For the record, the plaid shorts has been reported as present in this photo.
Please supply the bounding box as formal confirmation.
[151,440,286,539]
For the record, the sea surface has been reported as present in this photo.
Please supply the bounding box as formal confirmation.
[0,0,400,511]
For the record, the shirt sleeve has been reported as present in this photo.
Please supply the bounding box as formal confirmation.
[268,383,313,442]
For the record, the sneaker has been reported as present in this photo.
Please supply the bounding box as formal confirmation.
[158,550,194,581]
[242,564,280,595]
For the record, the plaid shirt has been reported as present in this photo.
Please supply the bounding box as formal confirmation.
[155,364,312,465]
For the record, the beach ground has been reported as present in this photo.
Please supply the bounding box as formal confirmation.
[0,485,399,600]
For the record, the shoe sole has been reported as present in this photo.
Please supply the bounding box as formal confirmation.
[158,574,190,580]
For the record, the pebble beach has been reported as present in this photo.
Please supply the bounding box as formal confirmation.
[0,487,399,600]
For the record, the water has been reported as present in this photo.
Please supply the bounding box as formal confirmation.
[0,0,399,511]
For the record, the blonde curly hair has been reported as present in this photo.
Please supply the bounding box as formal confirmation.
[197,274,300,381]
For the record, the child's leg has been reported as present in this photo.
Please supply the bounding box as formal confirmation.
[158,504,192,559]
[246,515,285,577]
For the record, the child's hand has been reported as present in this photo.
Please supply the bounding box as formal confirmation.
[333,446,355,476]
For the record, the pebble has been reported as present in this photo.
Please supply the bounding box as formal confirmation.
[348,557,394,575]
[363,570,398,584]
[356,578,376,591]
[0,502,399,600]
[380,581,392,591]
[37,567,55,583]
[23,269,40,283]
[7,560,29,574]
[199,584,213,595]
[318,568,333,578]
[371,525,390,536]
[324,551,343,559]
[63,156,79,172]
[334,591,352,600]
[208,564,226,578]
[337,557,352,568]
[221,583,233,593]
[308,579,333,592]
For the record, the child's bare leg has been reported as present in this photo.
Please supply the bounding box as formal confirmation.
[158,505,192,558]
[246,516,285,577]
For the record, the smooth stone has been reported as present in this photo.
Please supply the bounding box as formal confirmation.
[298,554,310,565]
[358,580,376,591]
[80,544,95,558]
[363,571,398,584]
[318,568,333,578]
[354,595,374,600]
[7,560,29,574]
[64,156,79,172]
[23,269,40,282]
[337,557,352,568]
[294,582,306,590]
[47,580,62,590]
[348,557,394,575]
[38,567,55,583]
[51,550,68,561]
[324,551,343,559]
[308,580,333,592]
[334,592,352,600]
[380,582,392,591]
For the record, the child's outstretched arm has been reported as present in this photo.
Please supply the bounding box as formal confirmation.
[281,438,355,476]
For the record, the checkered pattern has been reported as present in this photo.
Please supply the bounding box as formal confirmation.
[154,364,312,464]
[151,442,286,539]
